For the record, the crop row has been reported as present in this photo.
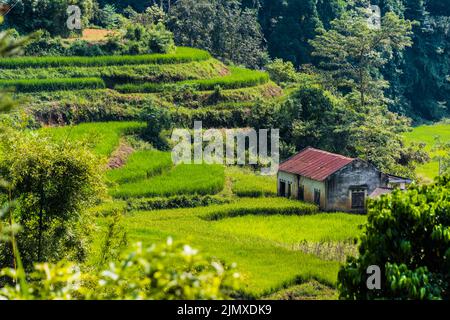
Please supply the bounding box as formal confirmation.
[0,77,105,93]
[114,67,270,93]
[0,47,211,69]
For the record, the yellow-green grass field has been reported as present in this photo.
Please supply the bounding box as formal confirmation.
[119,198,367,297]
[404,122,450,181]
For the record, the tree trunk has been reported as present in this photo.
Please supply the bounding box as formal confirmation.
[37,185,44,262]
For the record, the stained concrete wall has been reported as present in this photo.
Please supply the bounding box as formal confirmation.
[300,176,326,209]
[277,171,298,199]
[325,160,387,212]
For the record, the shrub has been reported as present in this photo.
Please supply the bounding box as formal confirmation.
[338,175,450,300]
[127,195,231,211]
[0,78,105,92]
[0,241,240,300]
[0,47,211,69]
[0,129,105,269]
[265,59,299,86]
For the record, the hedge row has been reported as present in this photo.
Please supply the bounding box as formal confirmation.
[115,68,270,93]
[0,47,211,69]
[0,77,105,92]
[202,198,319,221]
[127,195,231,211]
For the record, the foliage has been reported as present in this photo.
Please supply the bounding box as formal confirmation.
[4,0,95,36]
[110,22,175,55]
[310,10,413,108]
[0,129,105,268]
[127,195,230,211]
[0,77,105,92]
[265,59,299,87]
[338,175,450,300]
[0,47,211,68]
[278,84,422,176]
[0,241,240,300]
[94,4,121,29]
[169,0,268,68]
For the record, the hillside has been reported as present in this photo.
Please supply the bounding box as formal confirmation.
[0,47,367,299]
[0,46,281,127]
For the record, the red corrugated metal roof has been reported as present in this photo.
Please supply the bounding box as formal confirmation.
[279,147,354,181]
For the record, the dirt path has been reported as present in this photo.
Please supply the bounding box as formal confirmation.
[107,140,134,169]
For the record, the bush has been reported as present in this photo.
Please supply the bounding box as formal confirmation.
[0,241,240,300]
[265,59,299,86]
[127,195,231,211]
[338,175,450,300]
[0,47,211,69]
[0,77,105,92]
[0,129,105,269]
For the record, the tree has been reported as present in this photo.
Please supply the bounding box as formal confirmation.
[169,0,267,68]
[338,175,450,300]
[0,130,105,268]
[310,10,413,108]
[4,0,94,36]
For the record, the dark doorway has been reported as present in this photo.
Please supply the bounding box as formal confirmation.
[298,185,304,201]
[314,189,321,205]
[351,190,366,210]
[287,183,292,198]
[279,181,286,197]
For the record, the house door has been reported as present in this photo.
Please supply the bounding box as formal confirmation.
[298,185,304,201]
[314,189,321,206]
[279,181,286,197]
[351,190,366,210]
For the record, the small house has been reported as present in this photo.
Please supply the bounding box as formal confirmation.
[277,147,411,213]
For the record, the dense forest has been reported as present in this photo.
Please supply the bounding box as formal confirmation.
[55,0,450,121]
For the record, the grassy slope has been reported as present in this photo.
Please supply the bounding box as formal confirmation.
[121,198,361,297]
[404,123,450,181]
[41,121,145,157]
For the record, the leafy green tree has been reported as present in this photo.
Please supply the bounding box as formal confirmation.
[338,174,450,300]
[432,137,450,176]
[169,0,267,68]
[4,0,94,36]
[94,4,120,29]
[265,59,299,87]
[310,10,413,108]
[0,130,105,268]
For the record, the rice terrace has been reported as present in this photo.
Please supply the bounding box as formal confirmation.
[0,0,448,303]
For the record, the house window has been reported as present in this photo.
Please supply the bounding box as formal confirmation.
[279,181,286,197]
[351,190,366,209]
[314,189,321,205]
[287,182,292,198]
[298,185,304,201]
